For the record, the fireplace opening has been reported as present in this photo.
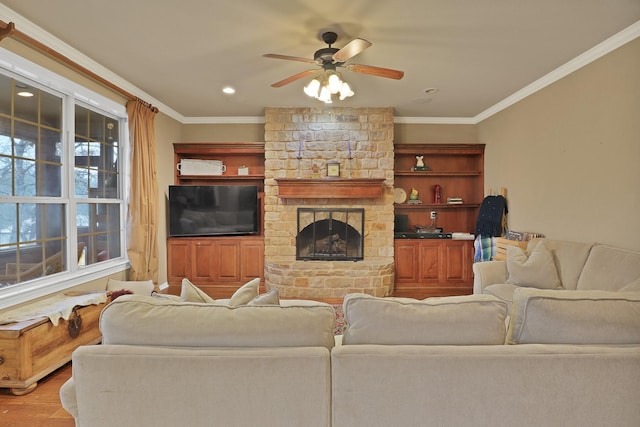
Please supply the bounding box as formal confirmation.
[297,208,364,261]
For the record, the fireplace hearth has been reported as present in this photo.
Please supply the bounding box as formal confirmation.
[297,208,364,261]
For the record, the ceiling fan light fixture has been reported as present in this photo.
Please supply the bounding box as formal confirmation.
[303,78,321,97]
[304,70,353,103]
[318,85,333,103]
[339,82,354,100]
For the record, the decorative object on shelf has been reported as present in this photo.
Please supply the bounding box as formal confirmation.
[311,164,321,178]
[447,197,463,204]
[408,188,422,204]
[413,155,430,171]
[296,139,303,178]
[433,184,442,204]
[238,165,249,175]
[326,161,340,177]
[177,159,226,176]
[393,187,407,204]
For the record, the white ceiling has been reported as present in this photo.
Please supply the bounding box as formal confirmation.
[1,1,639,122]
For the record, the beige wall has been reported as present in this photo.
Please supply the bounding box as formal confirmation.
[5,33,638,292]
[478,37,640,251]
[393,123,477,143]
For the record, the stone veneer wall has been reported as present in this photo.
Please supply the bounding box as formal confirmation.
[263,106,395,299]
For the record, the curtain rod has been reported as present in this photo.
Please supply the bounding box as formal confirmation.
[0,20,144,104]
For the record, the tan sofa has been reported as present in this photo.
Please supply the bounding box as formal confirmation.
[60,295,335,427]
[473,238,640,308]
[332,293,640,427]
[61,281,640,426]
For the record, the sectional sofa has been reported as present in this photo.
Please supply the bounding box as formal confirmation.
[60,283,640,427]
[473,238,640,306]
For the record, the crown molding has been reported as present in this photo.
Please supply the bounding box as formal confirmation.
[182,116,266,124]
[473,20,640,124]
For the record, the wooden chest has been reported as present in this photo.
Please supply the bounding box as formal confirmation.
[0,302,105,395]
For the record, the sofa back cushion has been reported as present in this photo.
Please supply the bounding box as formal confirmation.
[527,239,593,290]
[342,293,508,345]
[100,295,336,349]
[507,287,640,344]
[577,244,640,291]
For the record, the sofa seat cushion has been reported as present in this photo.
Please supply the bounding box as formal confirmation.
[506,241,561,289]
[577,244,640,291]
[507,287,640,344]
[342,293,508,345]
[100,295,336,349]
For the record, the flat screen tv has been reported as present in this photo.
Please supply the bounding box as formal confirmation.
[168,185,259,237]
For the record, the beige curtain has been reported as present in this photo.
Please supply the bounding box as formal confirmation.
[126,99,159,282]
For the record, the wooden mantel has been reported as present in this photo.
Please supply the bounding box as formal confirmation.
[275,178,385,199]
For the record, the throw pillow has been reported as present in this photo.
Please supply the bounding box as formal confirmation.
[180,278,215,303]
[248,288,280,305]
[107,279,155,295]
[506,241,561,289]
[229,278,260,306]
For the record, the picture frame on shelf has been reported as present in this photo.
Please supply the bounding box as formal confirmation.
[326,161,340,177]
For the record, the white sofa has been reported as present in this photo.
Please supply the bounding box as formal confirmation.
[473,238,640,309]
[332,292,640,427]
[60,294,336,427]
[61,277,640,426]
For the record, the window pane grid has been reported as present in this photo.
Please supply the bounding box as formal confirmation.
[0,70,125,291]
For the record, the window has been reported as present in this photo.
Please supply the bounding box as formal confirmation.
[0,48,128,306]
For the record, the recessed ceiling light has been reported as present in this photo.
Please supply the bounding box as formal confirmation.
[17,91,34,97]
[222,86,236,95]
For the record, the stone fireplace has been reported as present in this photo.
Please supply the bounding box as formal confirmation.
[263,107,395,300]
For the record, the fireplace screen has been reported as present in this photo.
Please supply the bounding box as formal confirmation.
[297,208,364,261]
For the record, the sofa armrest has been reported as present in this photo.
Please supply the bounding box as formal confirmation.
[473,260,508,294]
[59,377,78,421]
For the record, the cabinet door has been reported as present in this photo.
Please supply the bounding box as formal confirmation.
[167,239,191,284]
[240,239,264,281]
[442,240,474,285]
[418,240,442,284]
[192,240,216,281]
[214,240,241,281]
[394,240,419,284]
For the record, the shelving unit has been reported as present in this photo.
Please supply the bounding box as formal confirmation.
[173,142,265,185]
[167,143,266,297]
[393,144,484,232]
[393,143,484,298]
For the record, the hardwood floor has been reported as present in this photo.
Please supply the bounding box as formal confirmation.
[0,363,74,427]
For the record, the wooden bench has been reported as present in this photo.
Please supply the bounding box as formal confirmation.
[0,302,105,395]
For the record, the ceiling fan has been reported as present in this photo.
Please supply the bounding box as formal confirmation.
[264,31,404,88]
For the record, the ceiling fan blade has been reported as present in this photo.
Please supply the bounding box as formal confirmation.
[346,64,404,80]
[271,69,319,88]
[332,38,372,63]
[263,53,315,64]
